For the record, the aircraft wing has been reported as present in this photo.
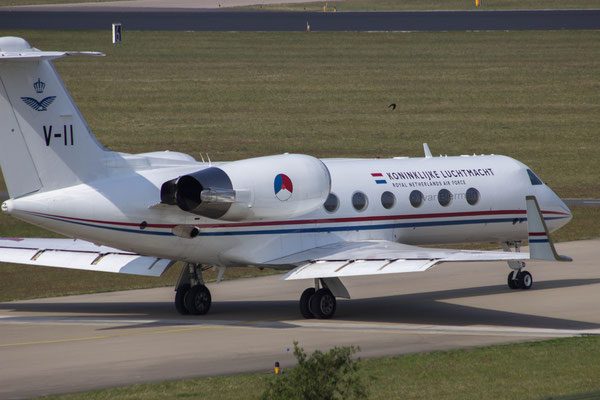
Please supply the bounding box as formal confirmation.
[275,240,530,280]
[277,194,569,281]
[0,238,174,277]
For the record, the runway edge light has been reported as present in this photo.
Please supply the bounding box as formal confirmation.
[274,361,280,374]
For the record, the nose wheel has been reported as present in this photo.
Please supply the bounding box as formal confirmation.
[504,241,533,290]
[508,270,533,290]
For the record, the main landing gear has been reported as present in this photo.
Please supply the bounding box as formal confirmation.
[175,263,212,315]
[504,241,533,290]
[299,278,349,319]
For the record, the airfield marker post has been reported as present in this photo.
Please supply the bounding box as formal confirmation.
[112,23,122,44]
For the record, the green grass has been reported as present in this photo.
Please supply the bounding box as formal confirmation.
[0,0,126,6]
[551,207,599,243]
[2,30,596,196]
[38,335,600,399]
[240,0,600,12]
[0,29,598,301]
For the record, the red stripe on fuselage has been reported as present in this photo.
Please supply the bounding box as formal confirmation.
[21,209,570,230]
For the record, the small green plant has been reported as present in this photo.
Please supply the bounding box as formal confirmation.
[261,342,367,400]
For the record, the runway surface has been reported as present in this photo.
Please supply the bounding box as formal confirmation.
[563,198,600,208]
[1,9,599,31]
[4,0,313,9]
[0,239,599,399]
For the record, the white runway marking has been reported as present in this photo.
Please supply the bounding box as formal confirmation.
[2,315,599,340]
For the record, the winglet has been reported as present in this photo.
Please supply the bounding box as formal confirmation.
[423,143,432,158]
[526,196,572,262]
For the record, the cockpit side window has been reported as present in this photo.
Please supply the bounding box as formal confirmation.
[527,169,543,185]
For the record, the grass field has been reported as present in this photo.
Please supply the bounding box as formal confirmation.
[0,29,598,301]
[242,0,600,11]
[38,335,600,399]
[0,0,125,6]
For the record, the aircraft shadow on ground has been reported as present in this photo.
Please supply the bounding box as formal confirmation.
[1,278,599,331]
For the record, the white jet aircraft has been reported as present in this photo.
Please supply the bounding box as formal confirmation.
[0,37,572,319]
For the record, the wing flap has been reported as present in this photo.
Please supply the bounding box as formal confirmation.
[283,258,437,280]
[0,238,174,277]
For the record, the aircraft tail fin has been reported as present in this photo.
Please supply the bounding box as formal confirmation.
[526,195,572,262]
[0,37,107,198]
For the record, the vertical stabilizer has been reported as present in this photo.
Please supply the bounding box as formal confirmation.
[0,37,107,198]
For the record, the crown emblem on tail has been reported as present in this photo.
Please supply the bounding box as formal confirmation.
[21,77,55,111]
[33,78,45,93]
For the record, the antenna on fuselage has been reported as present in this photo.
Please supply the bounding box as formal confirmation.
[423,143,433,158]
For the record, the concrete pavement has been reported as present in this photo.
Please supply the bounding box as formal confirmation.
[0,239,599,399]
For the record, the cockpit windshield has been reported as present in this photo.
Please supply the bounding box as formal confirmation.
[527,169,543,185]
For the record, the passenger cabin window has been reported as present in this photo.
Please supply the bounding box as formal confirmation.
[352,191,368,211]
[466,188,480,206]
[381,191,396,209]
[409,190,424,208]
[527,169,543,185]
[323,193,339,213]
[438,189,452,207]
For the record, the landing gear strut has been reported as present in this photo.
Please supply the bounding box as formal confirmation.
[175,263,212,315]
[504,241,533,290]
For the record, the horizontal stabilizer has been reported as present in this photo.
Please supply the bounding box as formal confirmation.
[0,238,175,277]
[526,196,572,262]
[0,37,104,61]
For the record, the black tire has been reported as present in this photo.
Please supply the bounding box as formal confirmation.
[184,285,212,315]
[299,288,316,319]
[507,272,519,290]
[175,284,191,315]
[309,288,336,319]
[518,271,533,290]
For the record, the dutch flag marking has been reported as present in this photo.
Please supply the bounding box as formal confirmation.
[371,173,387,184]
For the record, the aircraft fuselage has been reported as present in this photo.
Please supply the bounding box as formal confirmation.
[4,154,571,268]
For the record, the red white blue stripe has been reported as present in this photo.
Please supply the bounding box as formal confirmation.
[17,209,570,238]
[371,173,387,184]
[528,231,549,243]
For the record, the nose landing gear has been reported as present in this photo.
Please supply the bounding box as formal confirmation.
[507,270,533,290]
[504,241,533,290]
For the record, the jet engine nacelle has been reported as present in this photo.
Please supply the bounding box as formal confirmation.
[162,154,331,221]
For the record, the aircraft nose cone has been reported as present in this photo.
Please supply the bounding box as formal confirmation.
[1,199,13,213]
[557,197,573,221]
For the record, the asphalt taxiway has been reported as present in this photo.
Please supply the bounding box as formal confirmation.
[1,8,599,31]
[0,239,599,399]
